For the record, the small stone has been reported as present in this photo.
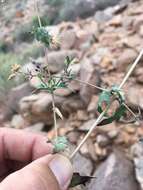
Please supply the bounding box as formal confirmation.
[87,95,99,113]
[96,134,110,147]
[80,58,101,105]
[73,152,93,176]
[76,110,88,121]
[97,122,116,133]
[94,143,108,160]
[123,124,136,134]
[126,85,143,110]
[60,29,76,49]
[100,55,115,70]
[108,15,122,27]
[80,142,89,156]
[116,49,138,72]
[79,119,96,131]
[135,67,143,84]
[107,129,119,139]
[67,131,81,144]
[131,141,143,190]
[139,25,143,37]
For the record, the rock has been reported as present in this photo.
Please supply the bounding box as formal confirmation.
[94,8,114,23]
[67,131,81,144]
[107,129,119,139]
[45,50,79,73]
[19,92,85,125]
[131,141,143,190]
[96,134,110,147]
[76,110,89,121]
[80,142,89,156]
[19,93,66,125]
[11,114,26,129]
[94,143,108,160]
[135,67,143,84]
[73,152,93,176]
[107,15,122,27]
[24,123,45,133]
[60,29,76,49]
[123,124,137,134]
[126,85,143,110]
[80,58,101,104]
[58,0,121,22]
[116,49,138,72]
[3,83,34,120]
[100,55,116,71]
[79,119,96,132]
[133,14,143,32]
[88,150,139,190]
[87,95,99,113]
[62,95,86,114]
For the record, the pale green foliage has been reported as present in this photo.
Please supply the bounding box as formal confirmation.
[52,136,68,153]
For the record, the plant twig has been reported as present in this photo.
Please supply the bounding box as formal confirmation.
[119,49,143,89]
[123,103,138,118]
[45,48,58,139]
[52,93,58,139]
[34,0,42,27]
[34,0,58,139]
[74,78,107,91]
[70,107,109,159]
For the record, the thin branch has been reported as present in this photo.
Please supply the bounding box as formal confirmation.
[44,47,58,139]
[53,76,107,91]
[119,49,143,89]
[34,0,42,27]
[52,93,58,139]
[70,107,109,159]
[34,0,58,139]
[123,103,139,118]
[74,78,107,91]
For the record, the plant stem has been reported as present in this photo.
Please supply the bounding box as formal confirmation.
[74,78,107,91]
[52,93,58,139]
[119,49,143,89]
[123,103,138,118]
[44,47,58,139]
[70,107,109,159]
[34,0,58,139]
[53,76,107,91]
[34,0,42,27]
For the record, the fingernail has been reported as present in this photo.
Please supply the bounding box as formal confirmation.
[49,155,73,189]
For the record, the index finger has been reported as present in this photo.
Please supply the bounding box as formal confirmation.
[0,128,53,162]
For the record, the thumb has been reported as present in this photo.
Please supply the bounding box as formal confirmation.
[0,154,73,190]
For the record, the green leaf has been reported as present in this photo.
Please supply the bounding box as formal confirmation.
[37,82,47,89]
[69,173,96,188]
[98,104,126,126]
[97,90,111,113]
[34,27,52,47]
[57,82,67,88]
[52,136,68,153]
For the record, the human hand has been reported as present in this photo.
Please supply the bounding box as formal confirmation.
[0,128,73,190]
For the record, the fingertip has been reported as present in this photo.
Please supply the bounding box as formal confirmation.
[49,155,73,190]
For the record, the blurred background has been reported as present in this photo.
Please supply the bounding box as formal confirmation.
[0,0,143,189]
